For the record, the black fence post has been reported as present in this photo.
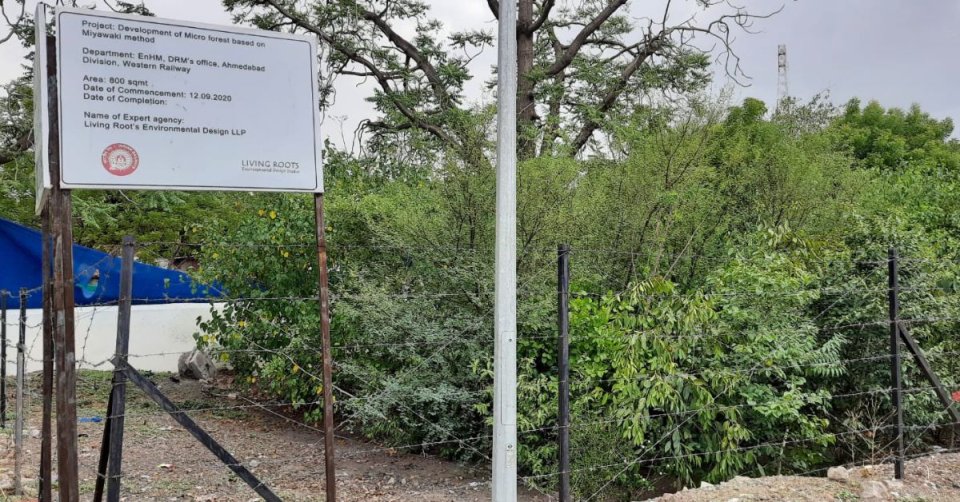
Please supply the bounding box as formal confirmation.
[888,247,905,479]
[94,236,134,502]
[1,289,7,429]
[557,244,571,502]
[15,288,27,495]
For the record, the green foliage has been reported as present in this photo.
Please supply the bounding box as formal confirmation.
[516,227,840,495]
[193,159,498,455]
[194,193,325,418]
[832,99,958,171]
[187,96,960,498]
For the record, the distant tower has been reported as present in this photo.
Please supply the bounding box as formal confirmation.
[777,44,789,103]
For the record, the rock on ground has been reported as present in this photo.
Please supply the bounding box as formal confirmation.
[827,466,850,483]
[178,349,217,380]
[860,480,887,500]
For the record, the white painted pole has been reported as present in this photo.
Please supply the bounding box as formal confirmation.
[493,0,518,500]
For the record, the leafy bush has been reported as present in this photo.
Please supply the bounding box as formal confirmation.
[186,98,960,497]
[517,227,841,495]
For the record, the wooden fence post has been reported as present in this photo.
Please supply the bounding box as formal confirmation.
[94,236,134,502]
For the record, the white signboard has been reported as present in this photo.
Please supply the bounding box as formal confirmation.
[56,7,322,192]
[34,3,51,214]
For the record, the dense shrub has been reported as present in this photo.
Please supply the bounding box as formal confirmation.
[190,98,960,497]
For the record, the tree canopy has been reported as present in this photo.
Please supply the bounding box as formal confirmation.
[223,0,777,162]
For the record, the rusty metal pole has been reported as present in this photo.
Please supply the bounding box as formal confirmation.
[314,192,336,501]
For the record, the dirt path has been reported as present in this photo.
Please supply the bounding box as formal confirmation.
[1,371,551,501]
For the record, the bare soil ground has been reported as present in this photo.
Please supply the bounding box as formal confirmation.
[4,370,960,501]
[1,370,551,501]
[645,454,960,502]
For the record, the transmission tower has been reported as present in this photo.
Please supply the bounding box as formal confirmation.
[777,44,789,103]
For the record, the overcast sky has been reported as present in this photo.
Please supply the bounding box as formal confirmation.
[3,0,959,148]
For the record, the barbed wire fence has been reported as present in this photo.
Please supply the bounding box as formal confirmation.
[2,240,960,501]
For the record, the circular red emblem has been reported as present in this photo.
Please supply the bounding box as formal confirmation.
[101,143,139,176]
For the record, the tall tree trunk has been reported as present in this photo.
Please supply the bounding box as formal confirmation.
[516,0,537,161]
[539,29,564,157]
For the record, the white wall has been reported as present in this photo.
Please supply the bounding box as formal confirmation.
[3,303,221,376]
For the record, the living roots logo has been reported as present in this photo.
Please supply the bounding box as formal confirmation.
[101,143,139,176]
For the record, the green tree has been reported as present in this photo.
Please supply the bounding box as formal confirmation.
[223,0,777,162]
[832,99,958,171]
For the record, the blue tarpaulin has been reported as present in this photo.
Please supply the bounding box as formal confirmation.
[0,218,222,308]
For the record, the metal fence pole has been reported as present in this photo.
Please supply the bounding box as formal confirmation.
[15,288,27,495]
[1,290,7,429]
[888,247,905,479]
[557,245,571,502]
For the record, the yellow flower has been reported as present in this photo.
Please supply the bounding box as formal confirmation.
[282,250,290,258]
[212,252,219,259]
[269,210,277,219]
[258,209,265,216]
[292,364,301,374]
[237,320,247,328]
